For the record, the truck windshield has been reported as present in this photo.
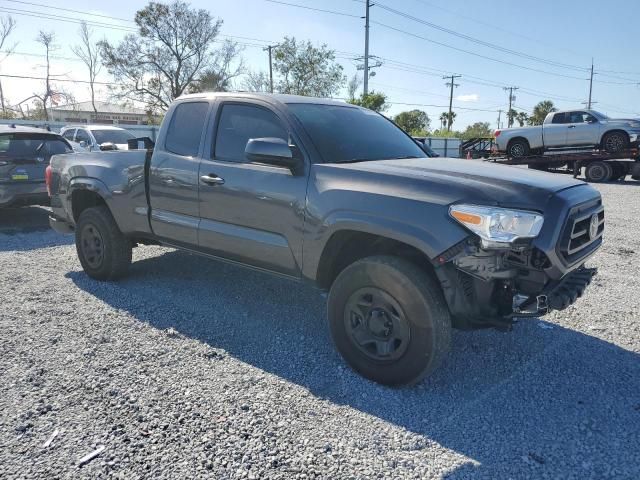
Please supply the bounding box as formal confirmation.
[91,129,135,145]
[288,103,427,163]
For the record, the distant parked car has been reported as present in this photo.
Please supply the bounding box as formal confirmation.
[60,125,136,151]
[0,125,73,208]
[495,109,640,157]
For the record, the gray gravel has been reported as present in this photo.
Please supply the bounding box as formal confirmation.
[1,184,639,479]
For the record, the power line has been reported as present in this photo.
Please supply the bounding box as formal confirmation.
[371,21,588,81]
[261,0,360,18]
[2,2,636,115]
[375,2,589,73]
[3,0,134,23]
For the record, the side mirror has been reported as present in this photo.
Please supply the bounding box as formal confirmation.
[587,117,598,124]
[99,142,117,151]
[245,137,302,174]
[79,140,87,148]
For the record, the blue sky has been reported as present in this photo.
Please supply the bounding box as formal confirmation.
[0,0,638,129]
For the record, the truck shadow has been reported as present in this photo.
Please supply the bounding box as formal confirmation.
[0,206,73,251]
[67,249,640,478]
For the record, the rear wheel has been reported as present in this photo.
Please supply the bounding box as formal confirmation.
[75,206,132,280]
[507,138,530,158]
[610,161,627,181]
[328,256,451,386]
[584,161,613,183]
[602,131,628,153]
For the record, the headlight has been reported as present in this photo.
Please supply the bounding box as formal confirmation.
[449,204,544,248]
[628,121,640,128]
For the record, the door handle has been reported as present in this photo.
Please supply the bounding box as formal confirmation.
[568,125,576,128]
[200,174,225,185]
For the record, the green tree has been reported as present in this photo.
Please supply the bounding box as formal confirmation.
[507,108,518,128]
[394,109,430,135]
[528,100,556,126]
[99,1,240,110]
[440,110,456,130]
[273,37,345,97]
[349,91,388,112]
[516,111,529,127]
[461,121,492,140]
[439,112,448,130]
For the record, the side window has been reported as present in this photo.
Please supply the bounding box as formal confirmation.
[551,113,567,124]
[75,129,90,143]
[165,102,209,156]
[568,111,589,123]
[46,139,73,156]
[62,129,75,141]
[214,104,288,162]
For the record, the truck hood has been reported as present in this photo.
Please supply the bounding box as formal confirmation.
[318,157,587,210]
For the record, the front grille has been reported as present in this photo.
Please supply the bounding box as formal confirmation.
[558,198,604,264]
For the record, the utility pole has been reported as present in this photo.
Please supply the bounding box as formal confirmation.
[363,2,371,95]
[587,59,594,109]
[264,45,276,93]
[503,86,519,127]
[497,109,503,130]
[443,74,461,131]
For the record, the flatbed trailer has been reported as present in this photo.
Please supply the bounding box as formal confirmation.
[460,136,640,182]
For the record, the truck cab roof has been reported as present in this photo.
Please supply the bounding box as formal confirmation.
[177,91,351,108]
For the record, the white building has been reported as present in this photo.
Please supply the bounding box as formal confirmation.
[49,101,149,125]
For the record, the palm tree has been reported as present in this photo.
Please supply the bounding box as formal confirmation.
[439,112,448,130]
[516,111,529,127]
[529,100,557,125]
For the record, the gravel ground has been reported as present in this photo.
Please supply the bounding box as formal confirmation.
[1,184,639,480]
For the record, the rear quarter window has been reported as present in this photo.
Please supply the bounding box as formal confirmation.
[165,102,209,156]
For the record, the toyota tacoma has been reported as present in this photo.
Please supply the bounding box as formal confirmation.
[47,93,604,385]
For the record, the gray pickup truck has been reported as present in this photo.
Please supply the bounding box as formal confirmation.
[48,92,603,385]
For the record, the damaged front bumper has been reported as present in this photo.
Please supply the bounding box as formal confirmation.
[435,186,603,330]
[510,266,597,318]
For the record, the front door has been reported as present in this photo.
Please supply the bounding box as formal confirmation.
[565,111,601,147]
[197,101,308,277]
[148,101,210,246]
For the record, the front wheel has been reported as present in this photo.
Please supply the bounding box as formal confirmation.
[328,256,451,386]
[75,206,132,280]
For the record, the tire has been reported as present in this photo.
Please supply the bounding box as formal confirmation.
[610,161,627,181]
[507,138,530,158]
[327,255,451,386]
[584,161,613,183]
[75,206,132,280]
[602,131,628,153]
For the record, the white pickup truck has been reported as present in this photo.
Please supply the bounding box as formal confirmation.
[495,109,640,157]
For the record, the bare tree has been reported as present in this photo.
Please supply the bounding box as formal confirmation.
[189,40,245,93]
[33,31,71,120]
[0,15,17,117]
[347,73,361,101]
[71,21,101,113]
[242,71,270,93]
